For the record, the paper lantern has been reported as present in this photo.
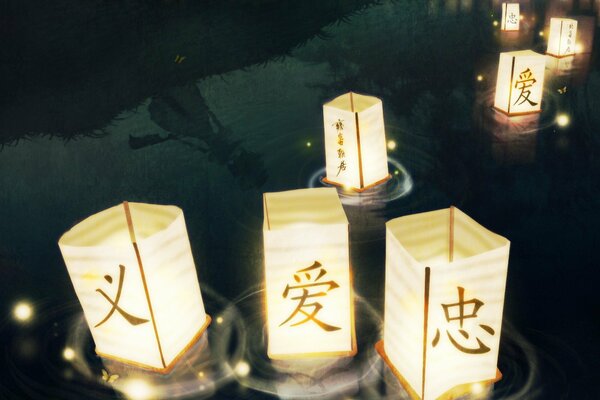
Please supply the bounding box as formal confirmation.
[494,50,546,116]
[59,202,211,373]
[501,3,520,31]
[263,187,356,359]
[323,92,391,192]
[377,207,509,400]
[546,18,578,58]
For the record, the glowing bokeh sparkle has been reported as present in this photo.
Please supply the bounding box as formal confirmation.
[556,114,570,127]
[121,379,154,400]
[234,361,250,377]
[63,347,76,361]
[13,301,33,322]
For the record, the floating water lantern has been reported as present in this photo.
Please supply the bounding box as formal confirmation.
[378,207,509,400]
[59,202,211,373]
[323,92,390,192]
[263,188,356,359]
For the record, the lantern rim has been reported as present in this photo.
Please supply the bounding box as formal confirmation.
[386,207,510,267]
[324,91,381,114]
[263,188,348,231]
[58,202,184,248]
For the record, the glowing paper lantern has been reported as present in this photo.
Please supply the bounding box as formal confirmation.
[501,3,520,31]
[323,92,390,192]
[493,50,546,116]
[377,207,508,400]
[59,202,211,373]
[546,18,578,57]
[263,187,356,359]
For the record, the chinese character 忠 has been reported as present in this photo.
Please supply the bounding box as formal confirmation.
[431,286,495,354]
[279,261,341,332]
[95,264,149,328]
[514,68,538,106]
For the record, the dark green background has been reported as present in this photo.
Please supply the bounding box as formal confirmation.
[0,0,598,398]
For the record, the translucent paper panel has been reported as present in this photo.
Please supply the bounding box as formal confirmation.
[263,188,355,358]
[547,18,578,57]
[384,207,509,400]
[59,202,209,372]
[323,92,389,191]
[494,50,546,116]
[501,3,520,31]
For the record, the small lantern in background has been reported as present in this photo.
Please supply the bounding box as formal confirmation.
[323,92,390,192]
[494,50,546,116]
[59,202,211,373]
[501,3,520,31]
[546,18,578,58]
[377,207,509,400]
[263,188,356,359]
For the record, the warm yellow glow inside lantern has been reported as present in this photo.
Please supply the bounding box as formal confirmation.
[494,50,546,116]
[377,207,509,400]
[501,3,520,31]
[263,188,356,359]
[546,18,578,58]
[323,92,391,192]
[59,202,211,373]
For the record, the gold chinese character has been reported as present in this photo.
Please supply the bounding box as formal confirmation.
[431,286,495,354]
[95,264,149,328]
[333,119,344,132]
[337,133,344,146]
[337,148,345,158]
[513,68,538,106]
[279,261,341,332]
[336,160,347,176]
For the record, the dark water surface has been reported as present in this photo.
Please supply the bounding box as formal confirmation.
[1,1,598,399]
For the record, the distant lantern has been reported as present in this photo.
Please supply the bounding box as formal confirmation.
[323,92,391,192]
[546,18,578,58]
[501,3,520,31]
[59,202,211,373]
[377,207,509,400]
[493,50,546,116]
[263,188,356,359]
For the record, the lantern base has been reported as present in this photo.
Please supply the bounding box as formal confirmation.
[545,52,576,59]
[96,314,212,375]
[323,174,392,193]
[500,28,519,32]
[375,340,502,400]
[492,106,542,117]
[268,317,357,360]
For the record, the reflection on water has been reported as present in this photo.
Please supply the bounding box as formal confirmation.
[101,335,217,399]
[131,83,268,190]
[488,113,540,165]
